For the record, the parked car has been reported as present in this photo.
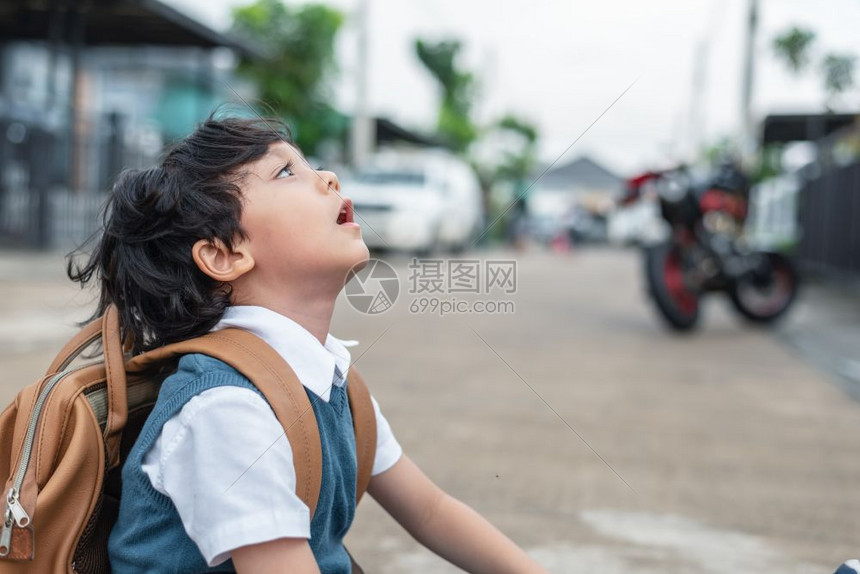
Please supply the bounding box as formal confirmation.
[341,150,484,255]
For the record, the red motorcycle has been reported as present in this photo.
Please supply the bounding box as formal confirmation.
[620,163,798,331]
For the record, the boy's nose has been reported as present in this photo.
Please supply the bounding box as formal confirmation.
[319,170,340,194]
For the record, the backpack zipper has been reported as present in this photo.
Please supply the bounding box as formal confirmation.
[0,365,89,557]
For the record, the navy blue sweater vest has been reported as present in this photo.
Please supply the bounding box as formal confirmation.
[108,353,357,573]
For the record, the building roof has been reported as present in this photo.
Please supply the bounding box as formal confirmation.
[535,156,622,190]
[0,0,265,58]
[374,117,444,148]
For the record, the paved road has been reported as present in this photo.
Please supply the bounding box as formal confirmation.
[778,276,860,401]
[0,246,857,573]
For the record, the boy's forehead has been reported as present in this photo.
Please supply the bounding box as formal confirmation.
[265,141,304,162]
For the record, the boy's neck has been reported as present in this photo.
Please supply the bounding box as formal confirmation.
[257,300,334,347]
[230,274,342,346]
[231,295,335,347]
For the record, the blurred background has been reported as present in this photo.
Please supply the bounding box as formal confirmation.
[0,0,858,571]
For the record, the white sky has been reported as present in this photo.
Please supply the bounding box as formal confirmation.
[176,0,860,175]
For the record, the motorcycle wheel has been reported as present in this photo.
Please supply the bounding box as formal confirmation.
[728,252,798,324]
[645,242,700,331]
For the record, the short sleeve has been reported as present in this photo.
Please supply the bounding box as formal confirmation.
[142,385,311,567]
[369,394,403,475]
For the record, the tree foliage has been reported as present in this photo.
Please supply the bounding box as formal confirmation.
[231,0,346,154]
[469,112,540,241]
[414,39,477,152]
[772,25,856,110]
[772,27,816,73]
[822,54,857,100]
[413,36,541,243]
[491,114,539,183]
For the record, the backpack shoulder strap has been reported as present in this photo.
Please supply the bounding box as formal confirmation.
[46,305,128,469]
[128,329,323,518]
[345,367,377,504]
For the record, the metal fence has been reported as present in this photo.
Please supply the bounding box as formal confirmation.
[0,111,149,251]
[0,189,107,250]
[797,161,860,275]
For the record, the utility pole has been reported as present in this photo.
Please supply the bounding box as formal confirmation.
[350,0,374,167]
[689,39,708,162]
[740,0,759,159]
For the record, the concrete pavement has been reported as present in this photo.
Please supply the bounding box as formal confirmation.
[0,246,857,573]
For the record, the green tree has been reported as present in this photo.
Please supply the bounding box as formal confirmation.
[822,54,857,101]
[413,37,540,243]
[772,26,856,110]
[772,27,816,73]
[469,114,540,243]
[492,115,538,183]
[414,39,478,152]
[231,0,346,154]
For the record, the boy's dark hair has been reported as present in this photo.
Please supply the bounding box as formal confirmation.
[68,112,293,355]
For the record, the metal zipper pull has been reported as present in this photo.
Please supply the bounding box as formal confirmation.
[0,510,12,557]
[6,489,29,527]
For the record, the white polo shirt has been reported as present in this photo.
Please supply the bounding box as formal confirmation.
[140,305,403,566]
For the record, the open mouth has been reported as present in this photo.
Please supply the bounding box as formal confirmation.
[337,198,354,225]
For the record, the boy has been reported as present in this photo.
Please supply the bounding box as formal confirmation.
[71,114,548,573]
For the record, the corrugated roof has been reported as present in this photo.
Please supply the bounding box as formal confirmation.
[0,0,265,59]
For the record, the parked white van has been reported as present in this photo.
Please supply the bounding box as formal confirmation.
[341,149,485,255]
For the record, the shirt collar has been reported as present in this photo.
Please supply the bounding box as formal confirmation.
[211,305,358,403]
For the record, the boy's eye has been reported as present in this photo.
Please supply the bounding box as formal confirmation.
[276,162,295,179]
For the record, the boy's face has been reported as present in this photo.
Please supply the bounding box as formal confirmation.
[237,141,368,291]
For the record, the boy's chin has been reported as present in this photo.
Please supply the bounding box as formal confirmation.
[347,247,371,273]
[340,243,370,277]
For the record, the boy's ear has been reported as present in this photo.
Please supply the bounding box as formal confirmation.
[192,237,255,282]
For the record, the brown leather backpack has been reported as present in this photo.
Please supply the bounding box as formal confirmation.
[0,305,377,573]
